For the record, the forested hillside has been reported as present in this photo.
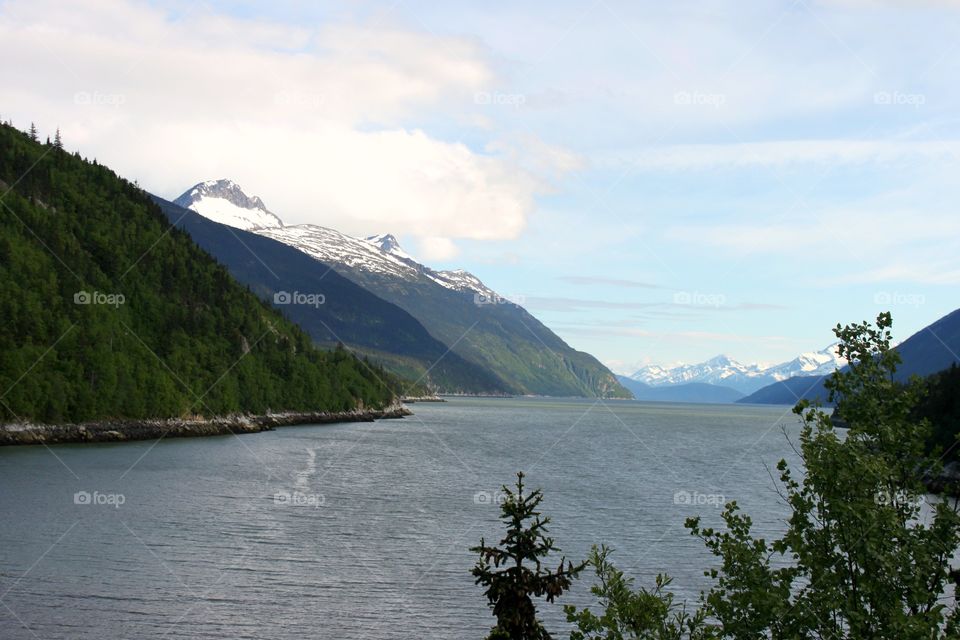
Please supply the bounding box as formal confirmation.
[917,363,960,461]
[0,123,397,423]
[152,196,509,395]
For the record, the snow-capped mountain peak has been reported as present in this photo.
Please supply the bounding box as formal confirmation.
[363,234,416,263]
[764,342,847,381]
[630,343,847,395]
[173,179,283,231]
[429,269,501,300]
[632,354,758,389]
[705,354,737,367]
[175,179,509,303]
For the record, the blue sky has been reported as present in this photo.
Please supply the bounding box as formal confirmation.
[3,0,959,373]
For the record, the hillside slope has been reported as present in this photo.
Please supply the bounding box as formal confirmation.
[0,124,397,423]
[339,267,629,398]
[739,309,960,405]
[176,180,630,399]
[152,196,508,394]
[616,376,745,403]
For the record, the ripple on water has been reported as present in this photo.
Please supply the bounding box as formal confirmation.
[0,398,799,639]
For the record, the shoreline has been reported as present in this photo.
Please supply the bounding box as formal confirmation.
[401,395,446,403]
[0,402,413,447]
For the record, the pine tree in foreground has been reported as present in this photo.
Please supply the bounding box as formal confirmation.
[471,472,586,640]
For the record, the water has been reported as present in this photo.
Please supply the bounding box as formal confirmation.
[0,397,801,639]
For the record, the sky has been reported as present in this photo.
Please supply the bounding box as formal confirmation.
[2,0,959,374]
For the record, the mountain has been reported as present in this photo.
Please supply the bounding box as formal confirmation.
[629,344,846,396]
[616,376,745,403]
[364,233,416,262]
[891,309,960,379]
[175,179,630,398]
[738,309,960,405]
[152,195,508,394]
[173,179,283,230]
[631,355,770,394]
[0,124,397,424]
[762,343,848,380]
[735,375,831,405]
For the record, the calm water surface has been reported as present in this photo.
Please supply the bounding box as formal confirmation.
[0,398,801,639]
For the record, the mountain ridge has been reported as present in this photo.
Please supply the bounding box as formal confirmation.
[173,179,630,398]
[616,376,745,404]
[174,179,284,230]
[630,343,846,395]
[153,195,510,394]
[738,309,960,405]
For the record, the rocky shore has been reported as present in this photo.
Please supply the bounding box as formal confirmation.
[0,402,412,446]
[401,395,446,403]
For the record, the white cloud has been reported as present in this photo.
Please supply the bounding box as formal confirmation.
[486,134,585,183]
[817,0,960,7]
[0,0,573,241]
[669,208,960,256]
[833,262,960,285]
[416,236,460,261]
[601,139,960,171]
[667,206,960,286]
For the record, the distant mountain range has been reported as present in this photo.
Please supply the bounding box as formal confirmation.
[739,309,960,405]
[624,344,846,402]
[615,377,746,403]
[169,179,630,398]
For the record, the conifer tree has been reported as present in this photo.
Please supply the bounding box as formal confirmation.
[53,128,63,149]
[28,122,37,141]
[471,472,586,640]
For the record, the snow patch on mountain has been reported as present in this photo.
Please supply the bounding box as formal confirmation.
[363,234,416,263]
[258,224,420,280]
[175,180,507,302]
[632,354,766,388]
[428,269,498,298]
[173,179,283,231]
[764,343,847,381]
[631,343,847,394]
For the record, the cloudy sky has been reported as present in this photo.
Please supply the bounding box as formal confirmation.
[3,0,959,373]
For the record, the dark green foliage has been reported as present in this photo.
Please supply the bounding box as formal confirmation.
[687,312,960,638]
[738,307,960,406]
[152,196,508,395]
[565,545,711,640]
[916,363,960,462]
[472,472,586,639]
[555,313,960,639]
[334,265,631,398]
[0,122,398,423]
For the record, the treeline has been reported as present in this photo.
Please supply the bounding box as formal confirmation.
[472,314,960,639]
[917,363,960,461]
[0,122,400,423]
